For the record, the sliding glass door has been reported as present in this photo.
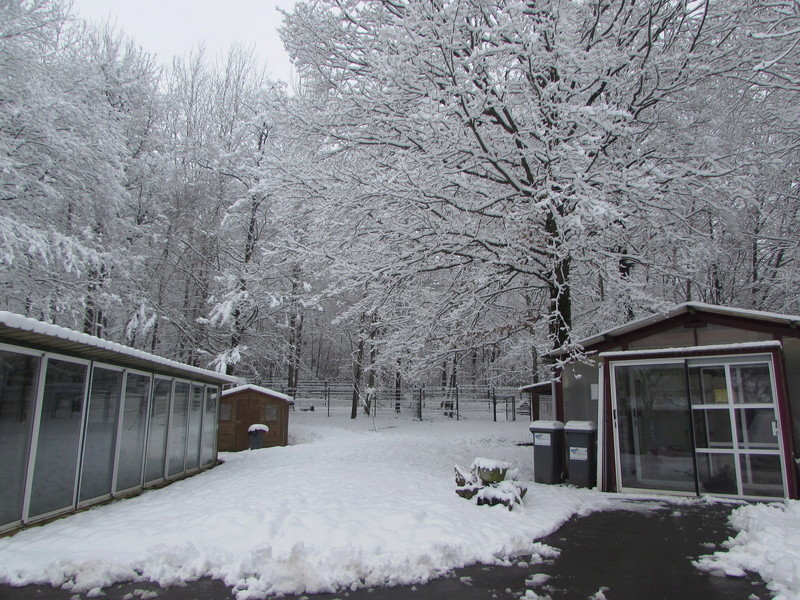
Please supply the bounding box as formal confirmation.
[611,355,788,499]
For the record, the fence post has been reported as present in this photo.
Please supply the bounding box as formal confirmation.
[512,395,516,421]
[417,386,423,420]
[492,387,497,422]
[455,385,460,421]
[326,381,330,417]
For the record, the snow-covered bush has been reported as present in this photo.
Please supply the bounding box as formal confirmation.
[455,458,526,510]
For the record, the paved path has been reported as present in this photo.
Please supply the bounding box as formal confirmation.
[516,501,770,599]
[1,501,770,600]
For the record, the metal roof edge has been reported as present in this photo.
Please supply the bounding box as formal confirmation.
[0,311,240,384]
[552,303,800,357]
[599,340,782,359]
[520,380,555,393]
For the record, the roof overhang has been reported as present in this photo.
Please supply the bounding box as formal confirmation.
[600,340,782,360]
[520,380,555,394]
[549,302,800,358]
[0,312,240,386]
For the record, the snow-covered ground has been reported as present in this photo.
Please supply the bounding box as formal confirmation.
[1,413,798,599]
[695,501,800,600]
[0,414,614,597]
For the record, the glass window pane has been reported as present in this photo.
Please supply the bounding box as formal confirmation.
[692,408,733,449]
[731,364,773,404]
[697,453,737,495]
[79,367,122,502]
[168,382,190,476]
[115,373,151,491]
[614,364,695,493]
[740,454,784,497]
[185,385,203,471]
[201,386,218,467]
[0,351,39,527]
[145,378,172,482]
[29,359,87,518]
[688,366,728,405]
[736,409,778,449]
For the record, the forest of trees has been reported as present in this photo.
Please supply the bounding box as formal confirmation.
[1,0,798,399]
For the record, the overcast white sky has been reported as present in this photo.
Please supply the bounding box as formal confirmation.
[70,0,297,83]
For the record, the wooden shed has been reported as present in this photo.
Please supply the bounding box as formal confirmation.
[218,384,292,451]
[524,302,800,501]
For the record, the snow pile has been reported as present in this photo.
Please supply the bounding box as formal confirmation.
[247,423,270,433]
[476,481,525,507]
[695,501,800,599]
[0,415,614,598]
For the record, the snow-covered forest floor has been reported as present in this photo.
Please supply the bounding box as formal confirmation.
[0,414,798,599]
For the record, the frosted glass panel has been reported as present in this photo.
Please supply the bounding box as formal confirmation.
[145,378,172,482]
[79,367,122,501]
[0,351,39,527]
[29,359,87,518]
[168,382,190,476]
[697,453,737,495]
[736,409,778,449]
[201,386,219,467]
[731,364,773,405]
[692,408,733,449]
[740,454,783,498]
[185,385,203,470]
[688,366,728,405]
[115,373,151,491]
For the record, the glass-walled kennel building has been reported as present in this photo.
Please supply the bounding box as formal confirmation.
[0,312,239,534]
[527,303,800,501]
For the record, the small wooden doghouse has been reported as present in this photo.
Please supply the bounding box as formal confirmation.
[218,384,292,451]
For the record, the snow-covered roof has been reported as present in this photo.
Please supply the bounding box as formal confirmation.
[0,311,240,385]
[222,384,294,402]
[519,380,555,393]
[557,302,800,356]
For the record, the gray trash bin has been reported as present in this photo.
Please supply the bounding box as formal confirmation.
[529,420,565,484]
[565,420,597,488]
[247,423,270,450]
[248,430,264,450]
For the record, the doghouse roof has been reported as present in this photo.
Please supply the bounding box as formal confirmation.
[222,384,294,402]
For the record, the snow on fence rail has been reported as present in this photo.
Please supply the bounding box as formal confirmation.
[254,381,537,421]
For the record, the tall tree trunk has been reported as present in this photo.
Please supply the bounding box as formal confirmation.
[394,362,402,413]
[350,317,366,419]
[364,326,377,416]
[227,193,262,377]
[545,211,572,351]
[547,255,572,350]
[287,310,303,396]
